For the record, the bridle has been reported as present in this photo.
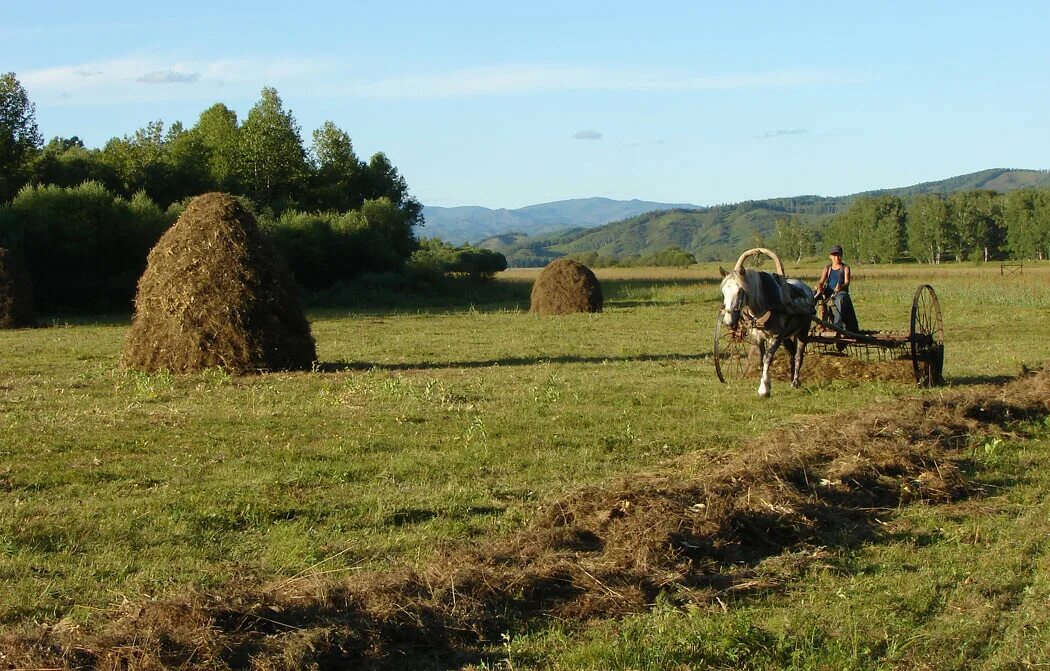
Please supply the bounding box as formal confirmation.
[722,273,757,331]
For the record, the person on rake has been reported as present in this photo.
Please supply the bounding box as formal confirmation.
[814,244,859,334]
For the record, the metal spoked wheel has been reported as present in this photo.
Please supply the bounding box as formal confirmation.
[910,284,945,387]
[714,310,757,383]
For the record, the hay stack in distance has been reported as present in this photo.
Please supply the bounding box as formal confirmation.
[0,247,36,329]
[530,258,603,315]
[121,193,316,374]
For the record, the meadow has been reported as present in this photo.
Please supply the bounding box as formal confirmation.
[1,262,1049,668]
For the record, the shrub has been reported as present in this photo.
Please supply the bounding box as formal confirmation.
[0,181,171,309]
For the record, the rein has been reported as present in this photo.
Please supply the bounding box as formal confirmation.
[724,273,769,331]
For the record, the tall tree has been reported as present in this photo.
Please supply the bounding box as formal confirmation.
[906,194,954,263]
[833,195,904,263]
[237,88,309,210]
[0,72,43,202]
[949,190,1003,261]
[1003,188,1050,260]
[362,152,423,226]
[774,216,815,263]
[192,103,240,191]
[310,121,363,212]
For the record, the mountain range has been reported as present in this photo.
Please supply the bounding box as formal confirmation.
[420,198,701,244]
[422,168,1050,266]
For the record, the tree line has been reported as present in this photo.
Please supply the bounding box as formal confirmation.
[776,190,1050,264]
[0,73,505,309]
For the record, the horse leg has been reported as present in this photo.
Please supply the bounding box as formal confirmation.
[783,338,798,386]
[758,336,782,398]
[793,337,807,388]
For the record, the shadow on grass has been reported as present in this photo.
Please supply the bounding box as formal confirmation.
[316,352,711,372]
[306,276,720,316]
[947,374,1018,386]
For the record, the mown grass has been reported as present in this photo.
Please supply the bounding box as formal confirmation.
[1,262,1048,644]
[496,421,1050,670]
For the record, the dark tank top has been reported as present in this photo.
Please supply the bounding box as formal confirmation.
[824,264,847,293]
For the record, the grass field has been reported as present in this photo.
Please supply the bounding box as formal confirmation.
[1,262,1049,668]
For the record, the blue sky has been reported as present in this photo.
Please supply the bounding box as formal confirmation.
[4,1,1049,208]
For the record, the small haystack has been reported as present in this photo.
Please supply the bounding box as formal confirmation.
[0,247,36,329]
[530,258,603,315]
[121,193,316,374]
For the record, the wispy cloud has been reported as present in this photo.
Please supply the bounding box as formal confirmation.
[20,56,330,105]
[757,128,808,139]
[346,65,858,99]
[572,129,602,140]
[19,57,858,107]
[137,70,200,84]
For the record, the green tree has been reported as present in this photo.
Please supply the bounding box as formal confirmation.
[831,195,904,263]
[949,190,1004,261]
[361,152,423,226]
[100,120,165,199]
[310,121,364,212]
[191,103,240,191]
[32,137,121,192]
[774,216,815,263]
[238,88,310,210]
[906,194,954,264]
[0,72,43,202]
[1003,188,1050,260]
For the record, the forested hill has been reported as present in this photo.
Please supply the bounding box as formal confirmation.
[863,168,1050,198]
[421,197,701,244]
[482,169,1050,265]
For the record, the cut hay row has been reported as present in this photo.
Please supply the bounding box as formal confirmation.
[7,367,1049,670]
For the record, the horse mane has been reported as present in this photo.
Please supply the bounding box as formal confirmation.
[741,268,773,315]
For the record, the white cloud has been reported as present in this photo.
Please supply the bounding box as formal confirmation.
[572,129,603,140]
[18,57,858,107]
[137,70,200,84]
[19,56,330,105]
[757,128,809,139]
[345,65,858,99]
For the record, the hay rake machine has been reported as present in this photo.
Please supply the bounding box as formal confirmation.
[713,249,945,387]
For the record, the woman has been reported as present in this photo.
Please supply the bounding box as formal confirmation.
[815,245,859,332]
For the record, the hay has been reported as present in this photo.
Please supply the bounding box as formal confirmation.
[0,247,36,329]
[12,367,1050,668]
[530,258,603,315]
[121,193,316,374]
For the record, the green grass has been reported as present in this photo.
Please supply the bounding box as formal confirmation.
[1,262,1048,655]
[497,422,1050,670]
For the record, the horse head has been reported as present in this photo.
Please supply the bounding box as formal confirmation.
[719,266,749,329]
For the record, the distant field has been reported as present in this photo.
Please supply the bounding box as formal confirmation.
[1,262,1048,666]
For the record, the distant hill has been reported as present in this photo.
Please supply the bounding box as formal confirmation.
[864,168,1050,197]
[484,168,1050,266]
[420,197,702,244]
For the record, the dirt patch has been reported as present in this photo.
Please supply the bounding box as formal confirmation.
[120,193,315,374]
[7,368,1050,670]
[530,258,603,315]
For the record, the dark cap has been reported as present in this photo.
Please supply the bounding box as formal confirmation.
[829,245,843,255]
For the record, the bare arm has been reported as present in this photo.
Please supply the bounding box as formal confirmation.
[815,266,828,293]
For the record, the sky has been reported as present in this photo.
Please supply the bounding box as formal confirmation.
[3,1,1049,208]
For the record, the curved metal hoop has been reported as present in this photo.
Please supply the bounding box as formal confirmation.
[733,247,786,276]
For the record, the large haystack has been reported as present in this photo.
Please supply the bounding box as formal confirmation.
[0,247,36,329]
[121,193,316,374]
[530,258,603,315]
